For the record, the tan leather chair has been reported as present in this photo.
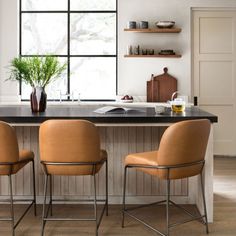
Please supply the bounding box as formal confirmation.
[122,119,211,236]
[0,121,36,236]
[39,120,108,236]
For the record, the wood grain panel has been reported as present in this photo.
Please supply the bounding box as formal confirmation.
[127,127,137,196]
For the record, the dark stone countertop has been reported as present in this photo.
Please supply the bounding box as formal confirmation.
[0,105,218,124]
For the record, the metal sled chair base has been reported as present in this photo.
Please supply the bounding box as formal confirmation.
[41,159,108,236]
[122,163,209,236]
[122,198,208,236]
[0,160,37,236]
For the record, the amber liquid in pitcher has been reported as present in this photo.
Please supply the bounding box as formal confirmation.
[171,104,185,113]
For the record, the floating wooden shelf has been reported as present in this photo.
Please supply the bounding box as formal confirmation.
[124,54,182,58]
[124,28,182,33]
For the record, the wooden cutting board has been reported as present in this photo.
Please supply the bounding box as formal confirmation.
[147,67,177,102]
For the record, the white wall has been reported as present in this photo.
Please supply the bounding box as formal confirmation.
[1,0,236,102]
[118,0,236,101]
[0,0,19,102]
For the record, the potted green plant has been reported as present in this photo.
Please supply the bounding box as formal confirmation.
[8,56,66,112]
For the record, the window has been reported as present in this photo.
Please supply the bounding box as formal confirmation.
[20,0,117,100]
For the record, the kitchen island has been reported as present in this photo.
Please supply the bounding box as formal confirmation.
[0,105,217,222]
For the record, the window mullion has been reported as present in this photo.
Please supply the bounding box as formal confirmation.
[67,0,71,97]
[19,0,117,101]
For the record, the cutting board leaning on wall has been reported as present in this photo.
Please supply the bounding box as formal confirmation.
[147,67,177,102]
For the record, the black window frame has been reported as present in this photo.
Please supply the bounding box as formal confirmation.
[19,0,118,101]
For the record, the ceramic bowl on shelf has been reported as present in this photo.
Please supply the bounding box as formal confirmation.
[156,21,175,28]
[158,49,176,55]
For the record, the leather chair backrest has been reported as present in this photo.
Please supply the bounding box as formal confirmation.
[157,119,211,179]
[0,121,19,163]
[39,120,101,175]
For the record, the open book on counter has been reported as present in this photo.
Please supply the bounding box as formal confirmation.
[94,106,145,114]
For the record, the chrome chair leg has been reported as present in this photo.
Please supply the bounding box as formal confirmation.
[32,160,37,216]
[41,174,48,236]
[200,173,209,234]
[105,160,108,216]
[9,175,15,236]
[166,179,170,236]
[93,174,98,236]
[121,165,208,236]
[49,175,53,216]
[122,166,128,228]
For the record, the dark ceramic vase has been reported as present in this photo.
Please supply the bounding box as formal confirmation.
[30,87,47,112]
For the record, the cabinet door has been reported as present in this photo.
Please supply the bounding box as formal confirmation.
[193,10,236,155]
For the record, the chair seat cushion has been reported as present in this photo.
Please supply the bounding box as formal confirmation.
[125,151,159,176]
[0,149,34,175]
[125,150,203,179]
[44,149,107,176]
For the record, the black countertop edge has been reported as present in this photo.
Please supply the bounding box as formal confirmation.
[0,116,217,124]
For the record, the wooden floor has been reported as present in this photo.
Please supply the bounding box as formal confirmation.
[0,156,236,236]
